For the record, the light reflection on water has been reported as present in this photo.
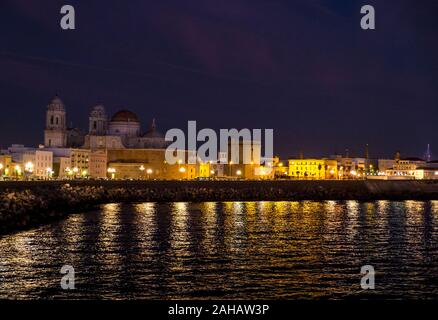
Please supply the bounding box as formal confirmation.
[0,200,437,299]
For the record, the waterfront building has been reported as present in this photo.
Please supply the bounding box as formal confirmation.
[0,154,13,179]
[413,167,438,180]
[385,157,427,179]
[24,150,53,179]
[223,139,264,179]
[89,150,108,179]
[5,145,53,179]
[44,147,90,178]
[106,148,206,180]
[254,158,275,180]
[329,154,371,179]
[378,159,395,173]
[288,158,338,180]
[273,157,288,179]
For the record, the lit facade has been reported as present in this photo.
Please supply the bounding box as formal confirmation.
[385,158,426,179]
[106,148,207,180]
[89,150,107,179]
[0,154,13,179]
[288,159,338,180]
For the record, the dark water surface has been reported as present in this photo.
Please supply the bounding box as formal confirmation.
[1,201,437,299]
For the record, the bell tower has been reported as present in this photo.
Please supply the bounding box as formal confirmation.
[89,104,108,135]
[44,95,67,147]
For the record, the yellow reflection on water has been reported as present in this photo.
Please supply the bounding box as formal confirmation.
[198,202,217,254]
[432,201,438,225]
[346,200,359,217]
[134,202,156,241]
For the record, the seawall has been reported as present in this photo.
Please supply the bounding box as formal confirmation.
[1,180,438,234]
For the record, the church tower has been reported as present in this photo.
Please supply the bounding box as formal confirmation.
[44,95,67,147]
[89,104,108,135]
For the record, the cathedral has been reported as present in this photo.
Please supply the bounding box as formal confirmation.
[43,95,168,150]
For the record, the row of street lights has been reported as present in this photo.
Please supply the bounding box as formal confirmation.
[0,161,53,180]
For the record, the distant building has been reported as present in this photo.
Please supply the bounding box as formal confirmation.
[5,145,53,179]
[106,149,206,180]
[273,157,288,179]
[89,150,107,179]
[45,147,90,178]
[288,158,338,180]
[378,159,395,173]
[385,157,427,179]
[44,96,68,148]
[0,154,13,179]
[83,106,168,150]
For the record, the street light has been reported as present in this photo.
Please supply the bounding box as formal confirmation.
[139,165,145,179]
[46,167,53,180]
[24,162,34,180]
[236,169,242,177]
[107,167,116,179]
[146,168,153,179]
[25,161,34,172]
[65,167,73,179]
[15,165,22,179]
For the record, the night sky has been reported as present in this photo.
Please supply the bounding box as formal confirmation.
[1,0,437,159]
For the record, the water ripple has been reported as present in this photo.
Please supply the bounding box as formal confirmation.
[0,200,437,299]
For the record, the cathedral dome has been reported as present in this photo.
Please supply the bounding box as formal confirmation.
[143,119,164,138]
[108,109,141,137]
[111,110,139,123]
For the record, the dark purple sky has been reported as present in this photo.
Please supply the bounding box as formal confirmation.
[1,0,437,159]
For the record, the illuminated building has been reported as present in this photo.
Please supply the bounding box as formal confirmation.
[46,148,90,178]
[44,96,85,148]
[5,145,53,179]
[106,149,208,180]
[288,159,338,180]
[89,150,108,179]
[378,159,395,173]
[385,157,426,179]
[273,156,288,179]
[0,154,12,179]
[44,96,67,148]
[83,106,168,150]
[224,139,264,179]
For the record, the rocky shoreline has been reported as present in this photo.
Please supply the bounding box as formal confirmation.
[1,180,438,234]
